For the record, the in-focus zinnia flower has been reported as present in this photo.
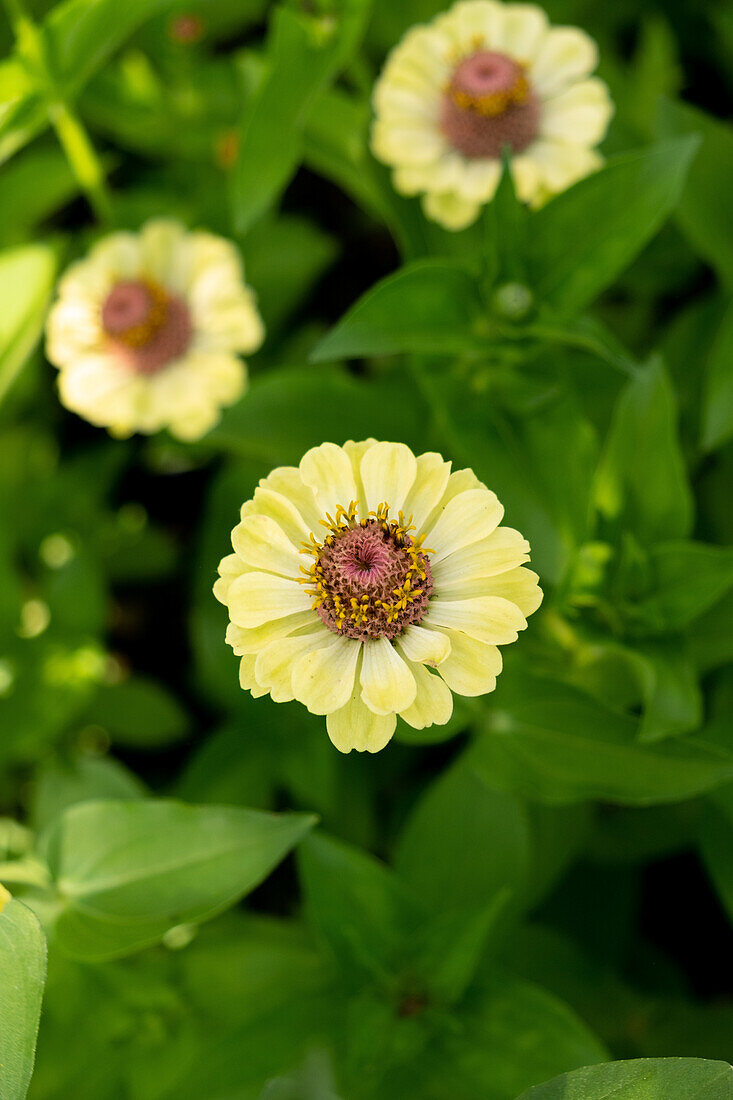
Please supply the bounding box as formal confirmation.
[215,440,542,753]
[46,219,264,440]
[371,0,613,229]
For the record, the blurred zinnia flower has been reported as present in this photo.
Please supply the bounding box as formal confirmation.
[215,440,542,753]
[371,0,613,229]
[46,219,264,440]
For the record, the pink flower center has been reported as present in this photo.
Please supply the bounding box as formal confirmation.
[442,50,540,158]
[101,279,192,374]
[300,504,434,642]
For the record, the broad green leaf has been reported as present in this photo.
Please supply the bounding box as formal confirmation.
[310,260,486,361]
[629,642,703,742]
[31,753,145,833]
[0,243,58,406]
[699,786,733,923]
[209,365,427,463]
[528,138,699,314]
[635,542,733,633]
[394,760,530,914]
[469,674,733,806]
[364,972,607,1100]
[232,1,371,235]
[0,894,47,1100]
[298,832,421,986]
[244,214,338,336]
[0,147,77,245]
[45,0,184,95]
[658,99,733,285]
[702,302,733,452]
[84,677,190,748]
[429,374,598,583]
[43,799,316,960]
[595,358,693,543]
[515,1058,733,1100]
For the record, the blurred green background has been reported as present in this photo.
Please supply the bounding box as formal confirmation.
[1,0,733,1097]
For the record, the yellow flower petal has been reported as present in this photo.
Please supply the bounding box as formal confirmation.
[360,637,417,715]
[397,624,451,667]
[531,26,598,98]
[421,190,481,231]
[490,3,549,60]
[241,488,311,547]
[327,685,397,753]
[255,627,333,703]
[542,78,613,145]
[257,467,322,535]
[425,595,527,644]
[433,527,531,586]
[435,629,503,696]
[227,572,311,629]
[225,611,315,656]
[360,441,417,515]
[403,451,452,534]
[528,139,603,194]
[232,514,302,577]
[292,636,360,715]
[399,662,454,729]
[300,442,358,517]
[425,487,504,563]
[239,654,268,698]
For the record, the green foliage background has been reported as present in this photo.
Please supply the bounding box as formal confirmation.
[1,0,733,1097]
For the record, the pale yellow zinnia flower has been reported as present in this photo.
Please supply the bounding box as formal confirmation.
[371,0,613,230]
[214,440,542,753]
[46,219,264,440]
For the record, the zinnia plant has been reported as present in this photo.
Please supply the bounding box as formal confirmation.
[0,1,732,1099]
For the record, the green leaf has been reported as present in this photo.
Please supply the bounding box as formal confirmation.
[629,642,703,742]
[45,0,184,95]
[232,1,371,235]
[0,895,47,1100]
[394,760,530,914]
[658,98,733,285]
[84,677,190,749]
[699,785,733,923]
[636,542,733,632]
[469,674,733,806]
[43,799,316,960]
[31,753,145,833]
[416,972,607,1100]
[244,213,338,336]
[515,1058,733,1100]
[298,832,421,986]
[595,358,693,543]
[528,139,699,314]
[310,260,486,361]
[208,365,427,463]
[0,147,78,246]
[0,242,58,406]
[702,302,733,452]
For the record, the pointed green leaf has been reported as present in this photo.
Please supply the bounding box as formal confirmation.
[702,302,733,452]
[659,98,733,285]
[310,260,486,361]
[0,894,47,1100]
[469,675,733,806]
[515,1058,733,1100]
[298,832,421,985]
[595,358,693,543]
[43,799,316,960]
[232,0,372,235]
[0,243,58,406]
[528,139,699,314]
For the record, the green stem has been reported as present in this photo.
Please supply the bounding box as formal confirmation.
[48,100,114,225]
[3,0,113,225]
